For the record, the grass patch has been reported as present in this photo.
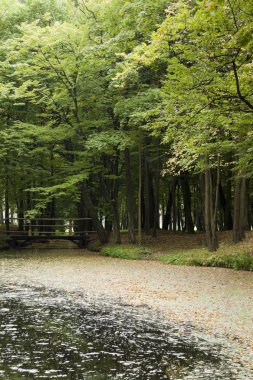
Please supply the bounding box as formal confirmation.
[159,247,253,271]
[101,245,153,260]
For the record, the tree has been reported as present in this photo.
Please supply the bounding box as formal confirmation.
[115,0,253,250]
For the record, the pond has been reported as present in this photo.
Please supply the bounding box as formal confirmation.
[0,249,252,379]
[0,283,247,379]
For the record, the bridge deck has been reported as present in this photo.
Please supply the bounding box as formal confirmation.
[1,217,93,248]
[9,235,88,248]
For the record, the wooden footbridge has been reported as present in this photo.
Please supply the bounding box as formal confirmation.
[1,218,94,248]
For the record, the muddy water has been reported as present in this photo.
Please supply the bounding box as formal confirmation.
[0,249,252,379]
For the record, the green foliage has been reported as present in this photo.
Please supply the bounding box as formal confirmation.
[0,0,252,240]
[116,0,253,175]
[160,249,253,272]
[101,245,153,260]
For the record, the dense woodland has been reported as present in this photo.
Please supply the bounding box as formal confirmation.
[0,0,252,251]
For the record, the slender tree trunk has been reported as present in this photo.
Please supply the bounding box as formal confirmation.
[161,192,165,228]
[143,154,150,233]
[204,157,219,252]
[180,172,194,233]
[172,178,177,232]
[10,208,14,225]
[148,169,156,229]
[225,176,233,230]
[0,202,3,225]
[163,177,177,230]
[249,189,253,230]
[162,188,172,230]
[111,198,121,244]
[100,152,121,245]
[212,158,220,248]
[124,148,136,243]
[82,182,108,244]
[18,194,24,232]
[197,173,205,232]
[152,145,160,237]
[244,180,251,231]
[205,166,212,250]
[105,218,112,233]
[177,185,181,232]
[111,156,121,244]
[77,183,86,234]
[5,177,10,234]
[138,143,142,246]
[219,183,233,230]
[100,179,121,244]
[233,176,246,243]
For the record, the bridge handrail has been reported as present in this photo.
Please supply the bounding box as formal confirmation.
[1,217,92,221]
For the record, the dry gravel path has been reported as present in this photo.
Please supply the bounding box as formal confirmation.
[1,249,253,373]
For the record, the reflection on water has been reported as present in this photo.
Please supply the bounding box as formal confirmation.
[0,284,246,380]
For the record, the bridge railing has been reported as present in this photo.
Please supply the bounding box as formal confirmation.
[0,217,94,237]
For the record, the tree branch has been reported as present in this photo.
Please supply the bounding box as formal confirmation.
[79,1,97,22]
[227,0,239,32]
[232,60,253,111]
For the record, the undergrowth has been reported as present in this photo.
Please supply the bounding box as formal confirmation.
[101,245,153,260]
[160,248,253,271]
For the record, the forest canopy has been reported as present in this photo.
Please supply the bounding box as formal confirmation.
[0,0,252,251]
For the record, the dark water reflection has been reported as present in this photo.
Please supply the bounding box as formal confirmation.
[0,285,247,379]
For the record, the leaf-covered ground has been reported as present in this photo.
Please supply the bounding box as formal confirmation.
[103,231,253,271]
[0,248,253,376]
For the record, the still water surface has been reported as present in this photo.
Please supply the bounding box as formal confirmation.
[0,250,251,379]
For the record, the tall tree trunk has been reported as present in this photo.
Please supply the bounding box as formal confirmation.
[82,182,108,244]
[219,183,233,230]
[249,190,253,230]
[105,218,112,233]
[5,176,10,234]
[180,172,194,233]
[0,202,3,225]
[233,176,246,243]
[25,189,32,235]
[138,142,142,245]
[124,148,136,243]
[152,144,160,237]
[143,154,151,233]
[204,157,219,252]
[111,198,121,244]
[163,177,177,230]
[172,178,177,232]
[244,180,251,231]
[111,157,121,244]
[197,173,205,232]
[148,168,156,229]
[77,183,86,234]
[17,194,24,233]
[177,185,181,231]
[101,179,121,244]
[141,188,145,229]
[162,189,172,230]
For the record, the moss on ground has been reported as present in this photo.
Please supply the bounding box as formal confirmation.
[159,247,253,271]
[101,245,153,260]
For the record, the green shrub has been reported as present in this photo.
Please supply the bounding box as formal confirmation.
[101,245,153,260]
[160,249,253,271]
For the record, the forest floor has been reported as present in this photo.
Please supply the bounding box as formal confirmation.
[131,229,253,254]
[101,230,253,271]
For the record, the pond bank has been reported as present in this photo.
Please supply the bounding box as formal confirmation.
[101,230,253,271]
